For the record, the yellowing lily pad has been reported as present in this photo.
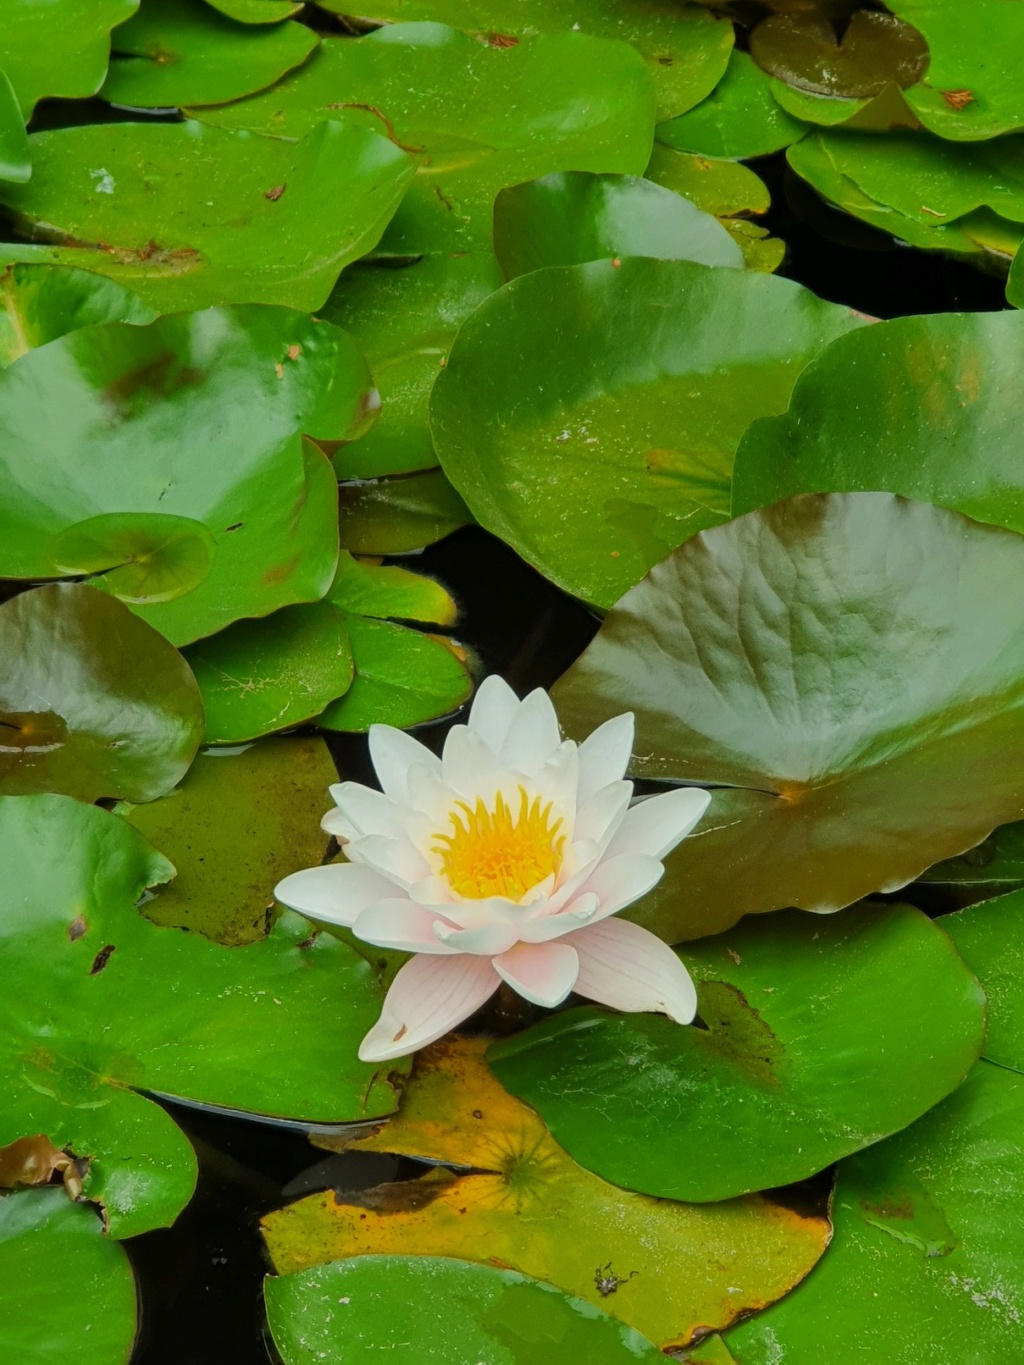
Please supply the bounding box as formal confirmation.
[327,552,457,626]
[0,264,154,367]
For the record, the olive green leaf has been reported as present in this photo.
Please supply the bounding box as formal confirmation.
[266,1257,666,1365]
[769,80,869,127]
[749,10,928,100]
[491,904,985,1202]
[103,0,318,109]
[920,824,1024,900]
[117,736,338,944]
[0,119,416,312]
[943,889,1024,1074]
[658,51,808,160]
[0,1190,136,1365]
[726,1062,1024,1364]
[731,311,1024,535]
[338,469,472,554]
[0,794,404,1238]
[327,552,457,626]
[493,171,743,281]
[0,306,368,644]
[431,257,864,607]
[0,70,29,186]
[313,0,734,122]
[0,585,203,804]
[0,264,155,367]
[554,493,1024,940]
[0,0,137,116]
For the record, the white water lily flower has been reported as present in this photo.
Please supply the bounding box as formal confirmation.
[275,676,711,1063]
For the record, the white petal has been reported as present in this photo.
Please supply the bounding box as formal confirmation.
[497,687,562,774]
[368,724,440,804]
[520,892,600,943]
[345,835,431,889]
[493,940,579,1008]
[580,852,666,923]
[467,674,521,751]
[606,787,712,861]
[440,725,503,800]
[327,781,408,840]
[572,780,632,848]
[434,919,520,955]
[572,917,697,1023]
[273,862,397,927]
[430,894,521,931]
[321,807,358,842]
[358,954,499,1062]
[577,712,634,804]
[353,900,458,954]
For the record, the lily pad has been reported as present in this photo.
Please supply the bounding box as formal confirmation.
[657,51,808,160]
[553,493,1024,940]
[0,0,137,116]
[731,310,1024,536]
[0,1189,136,1365]
[264,1038,831,1351]
[0,793,403,1238]
[316,0,734,122]
[725,1062,1024,1363]
[493,171,743,280]
[117,737,338,944]
[431,257,864,607]
[0,585,203,804]
[327,552,457,625]
[204,0,301,20]
[769,79,869,127]
[0,306,366,644]
[943,890,1024,1074]
[921,824,1024,898]
[184,603,354,744]
[317,617,471,732]
[338,469,471,554]
[0,264,154,367]
[491,903,985,1202]
[0,70,29,185]
[0,119,416,312]
[749,11,928,99]
[194,24,656,256]
[103,0,318,109]
[266,1256,665,1365]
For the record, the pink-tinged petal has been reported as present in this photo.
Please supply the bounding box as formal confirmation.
[353,900,458,955]
[498,687,562,774]
[327,781,407,840]
[345,835,431,889]
[573,780,632,848]
[493,940,579,1008]
[580,852,666,922]
[467,674,520,751]
[434,920,520,955]
[577,712,634,804]
[368,724,440,804]
[273,863,396,927]
[520,892,600,943]
[572,917,697,1023]
[606,787,712,861]
[358,954,499,1062]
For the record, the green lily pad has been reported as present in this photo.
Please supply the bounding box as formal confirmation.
[0,70,29,185]
[749,10,928,99]
[658,51,808,160]
[553,493,1024,940]
[726,1062,1024,1363]
[921,823,1024,896]
[732,311,1024,536]
[493,171,743,280]
[317,616,471,732]
[0,306,367,644]
[491,903,985,1202]
[0,1189,136,1365]
[0,585,203,804]
[194,24,656,256]
[117,736,338,944]
[0,264,155,367]
[769,79,869,127]
[267,1256,665,1365]
[943,890,1024,1074]
[327,551,457,625]
[0,793,403,1238]
[103,0,318,109]
[0,119,416,312]
[315,0,733,122]
[183,603,354,744]
[203,0,302,19]
[0,0,137,116]
[431,257,864,607]
[338,469,472,554]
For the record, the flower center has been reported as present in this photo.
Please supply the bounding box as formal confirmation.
[433,787,565,901]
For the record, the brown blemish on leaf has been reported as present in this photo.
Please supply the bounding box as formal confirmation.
[68,915,87,942]
[264,184,287,201]
[90,944,116,975]
[324,102,424,154]
[0,1134,86,1200]
[261,553,300,588]
[485,32,519,48]
[942,88,975,110]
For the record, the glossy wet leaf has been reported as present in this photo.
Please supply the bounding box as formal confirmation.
[769,80,868,127]
[0,794,404,1237]
[316,1,734,122]
[732,311,1024,536]
[0,1190,136,1365]
[317,617,471,732]
[554,493,1024,939]
[749,11,928,99]
[493,171,743,281]
[658,52,807,160]
[0,71,29,185]
[266,1256,665,1365]
[943,890,1024,1074]
[431,257,864,607]
[0,585,203,804]
[196,24,656,256]
[118,737,337,944]
[491,904,985,1202]
[327,552,457,626]
[0,264,154,366]
[0,0,137,116]
[0,120,416,312]
[0,306,367,643]
[338,469,471,554]
[726,1062,1024,1364]
[103,0,318,109]
[264,1038,831,1351]
[184,604,354,744]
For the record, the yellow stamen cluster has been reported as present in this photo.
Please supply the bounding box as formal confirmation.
[434,787,565,901]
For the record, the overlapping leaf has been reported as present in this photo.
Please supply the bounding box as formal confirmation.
[943,890,1024,1074]
[0,0,137,116]
[337,469,471,554]
[658,51,807,160]
[0,264,154,366]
